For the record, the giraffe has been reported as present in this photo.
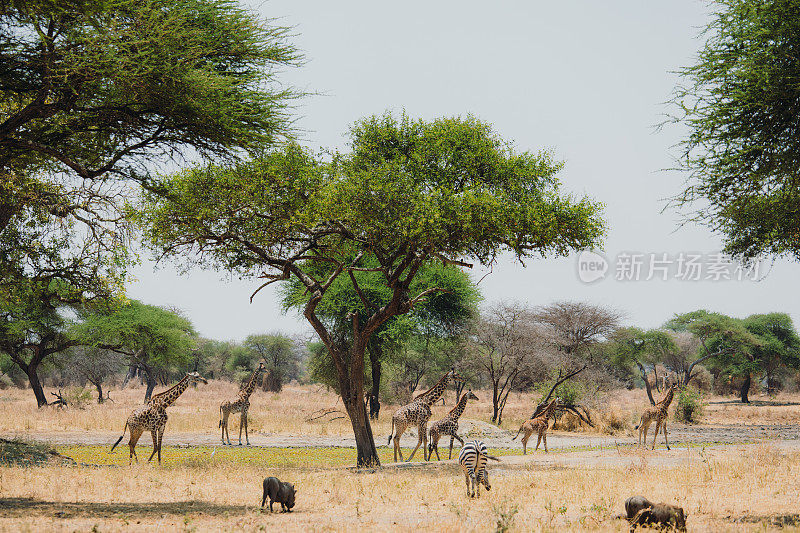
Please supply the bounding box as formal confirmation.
[636,383,676,450]
[511,397,564,454]
[427,389,479,461]
[110,372,207,464]
[387,367,466,462]
[219,361,265,445]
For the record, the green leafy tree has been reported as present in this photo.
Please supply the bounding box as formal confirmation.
[73,300,197,401]
[0,0,302,335]
[666,310,762,402]
[0,279,82,406]
[140,113,605,466]
[743,313,800,394]
[282,259,479,417]
[243,333,300,392]
[671,0,800,260]
[603,327,677,405]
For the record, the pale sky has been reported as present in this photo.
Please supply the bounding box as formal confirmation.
[127,1,800,341]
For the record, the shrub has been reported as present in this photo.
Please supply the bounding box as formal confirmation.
[675,386,703,423]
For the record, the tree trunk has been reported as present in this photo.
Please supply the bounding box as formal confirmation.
[24,363,48,408]
[144,369,157,402]
[335,343,380,467]
[491,380,500,424]
[368,345,381,420]
[93,380,104,404]
[636,361,656,406]
[740,373,751,404]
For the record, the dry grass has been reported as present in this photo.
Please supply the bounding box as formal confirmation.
[2,383,799,442]
[1,445,799,531]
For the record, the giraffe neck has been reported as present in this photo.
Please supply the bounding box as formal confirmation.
[240,367,262,399]
[538,399,558,420]
[659,387,675,409]
[416,372,452,406]
[150,375,190,408]
[448,393,470,420]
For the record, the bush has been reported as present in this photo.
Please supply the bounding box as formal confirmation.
[691,366,713,392]
[675,386,703,423]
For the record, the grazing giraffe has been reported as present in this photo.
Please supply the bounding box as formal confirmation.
[110,372,208,464]
[387,367,466,462]
[458,439,499,498]
[512,397,564,454]
[636,383,676,450]
[428,389,479,461]
[219,362,265,445]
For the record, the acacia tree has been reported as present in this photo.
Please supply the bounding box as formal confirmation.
[0,279,81,406]
[603,327,678,405]
[74,300,197,401]
[466,303,550,425]
[282,259,479,417]
[742,314,800,394]
[141,114,605,466]
[671,0,800,260]
[1,0,302,365]
[243,333,299,392]
[666,310,761,402]
[534,301,622,361]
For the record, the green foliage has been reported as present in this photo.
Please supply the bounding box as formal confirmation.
[672,0,800,260]
[73,300,196,372]
[536,375,583,406]
[675,386,704,423]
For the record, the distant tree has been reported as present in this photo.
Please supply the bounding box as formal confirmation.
[60,346,124,403]
[534,301,622,361]
[671,0,800,261]
[603,327,677,405]
[465,303,552,425]
[0,280,81,406]
[243,334,300,392]
[74,300,197,401]
[742,313,800,394]
[666,310,761,402]
[141,114,605,466]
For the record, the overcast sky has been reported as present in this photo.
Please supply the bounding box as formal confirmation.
[127,1,800,341]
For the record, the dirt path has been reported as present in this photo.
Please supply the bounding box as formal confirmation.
[4,418,799,451]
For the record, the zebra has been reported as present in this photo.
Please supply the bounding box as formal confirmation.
[458,439,499,498]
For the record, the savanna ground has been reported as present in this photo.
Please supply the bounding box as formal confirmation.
[1,382,800,531]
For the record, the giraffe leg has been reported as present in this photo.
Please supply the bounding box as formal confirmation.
[393,423,406,462]
[157,427,165,463]
[220,410,229,445]
[423,423,429,461]
[534,429,543,452]
[129,427,143,464]
[662,419,670,450]
[448,436,455,460]
[521,430,530,455]
[407,425,425,462]
[147,430,158,462]
[651,419,660,450]
[238,411,245,446]
[543,429,548,453]
[243,408,250,446]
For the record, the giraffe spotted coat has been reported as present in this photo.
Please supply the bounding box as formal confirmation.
[428,390,479,461]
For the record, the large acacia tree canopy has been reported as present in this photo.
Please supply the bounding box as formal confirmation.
[673,0,800,260]
[141,114,605,278]
[1,0,299,183]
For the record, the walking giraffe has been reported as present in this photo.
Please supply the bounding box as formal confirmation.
[636,383,676,450]
[110,372,208,464]
[512,397,564,454]
[387,367,466,462]
[219,362,265,445]
[427,389,479,461]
